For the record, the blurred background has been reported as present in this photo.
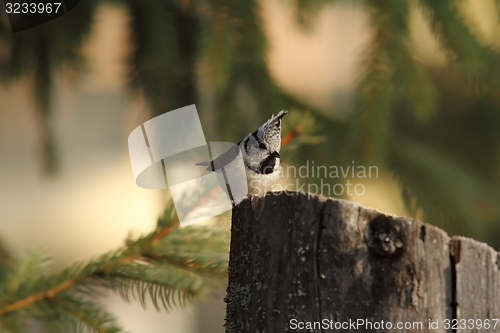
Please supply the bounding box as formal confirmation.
[1,0,500,332]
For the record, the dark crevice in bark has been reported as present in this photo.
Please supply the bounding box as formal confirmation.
[314,200,326,333]
[449,240,460,333]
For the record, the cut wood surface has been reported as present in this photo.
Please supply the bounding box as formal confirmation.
[225,191,500,333]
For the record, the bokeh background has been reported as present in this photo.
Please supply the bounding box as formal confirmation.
[1,0,500,332]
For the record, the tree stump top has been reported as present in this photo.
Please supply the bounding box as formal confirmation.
[225,191,500,333]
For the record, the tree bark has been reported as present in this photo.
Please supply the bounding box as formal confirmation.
[225,191,499,332]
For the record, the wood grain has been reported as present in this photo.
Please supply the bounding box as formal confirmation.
[225,191,497,333]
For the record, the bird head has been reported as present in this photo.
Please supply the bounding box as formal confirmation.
[241,110,288,172]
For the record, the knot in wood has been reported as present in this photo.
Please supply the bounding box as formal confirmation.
[366,214,404,257]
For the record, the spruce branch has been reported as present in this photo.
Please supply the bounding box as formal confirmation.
[48,293,124,333]
[351,0,397,163]
[196,0,236,92]
[281,109,325,151]
[152,226,230,279]
[106,262,209,311]
[33,27,58,175]
[0,0,97,175]
[351,0,436,163]
[0,200,229,326]
[418,0,500,84]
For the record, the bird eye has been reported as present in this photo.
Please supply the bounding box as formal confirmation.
[258,142,266,150]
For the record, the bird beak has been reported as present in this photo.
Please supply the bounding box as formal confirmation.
[270,151,280,158]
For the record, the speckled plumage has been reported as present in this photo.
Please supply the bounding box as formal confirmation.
[239,110,287,195]
[198,110,287,200]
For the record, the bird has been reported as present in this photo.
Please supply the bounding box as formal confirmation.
[197,110,288,203]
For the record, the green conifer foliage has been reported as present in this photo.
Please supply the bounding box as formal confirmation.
[1,0,500,331]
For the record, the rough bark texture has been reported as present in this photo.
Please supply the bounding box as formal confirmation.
[451,237,500,333]
[225,191,499,333]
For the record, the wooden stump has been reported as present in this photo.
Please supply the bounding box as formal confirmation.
[225,191,500,333]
